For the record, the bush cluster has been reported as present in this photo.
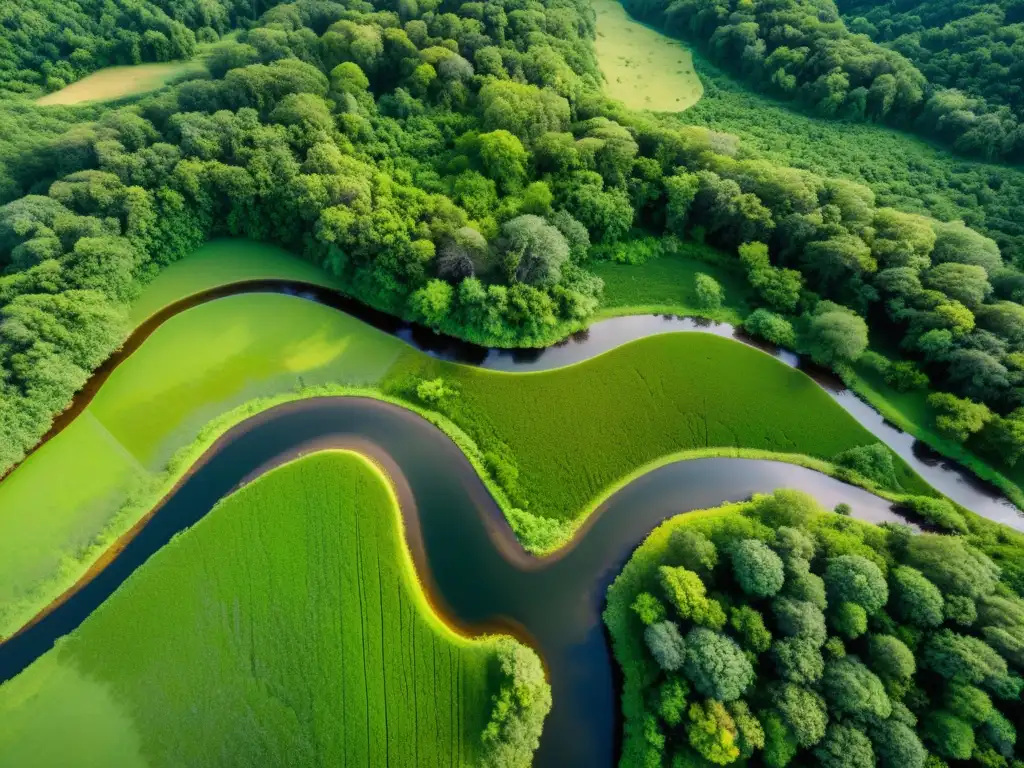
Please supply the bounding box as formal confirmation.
[606,489,1024,767]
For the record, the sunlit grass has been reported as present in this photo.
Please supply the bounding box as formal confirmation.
[0,451,504,767]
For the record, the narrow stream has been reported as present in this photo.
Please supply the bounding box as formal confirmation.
[0,398,911,767]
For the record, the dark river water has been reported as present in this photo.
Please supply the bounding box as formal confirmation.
[0,399,911,767]
[1,280,1022,766]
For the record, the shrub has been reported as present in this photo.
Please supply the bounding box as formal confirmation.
[744,308,796,348]
[694,272,724,311]
[822,657,892,723]
[773,683,828,747]
[773,637,825,684]
[656,677,690,727]
[730,605,772,653]
[658,565,726,629]
[868,635,915,681]
[773,597,827,646]
[870,719,926,768]
[943,595,977,626]
[814,723,875,768]
[824,555,889,614]
[670,528,718,575]
[749,489,820,528]
[901,496,968,534]
[688,700,739,765]
[884,361,929,392]
[923,711,975,760]
[834,502,852,516]
[889,566,944,628]
[683,627,755,702]
[832,602,868,639]
[416,377,453,404]
[645,620,686,672]
[632,592,666,626]
[480,640,552,768]
[731,539,785,597]
[833,443,900,490]
[761,709,799,767]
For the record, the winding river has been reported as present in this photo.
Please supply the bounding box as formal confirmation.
[1,281,1022,767]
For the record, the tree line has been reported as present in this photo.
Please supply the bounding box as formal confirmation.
[4,0,1024,485]
[605,489,1024,767]
[623,0,1024,161]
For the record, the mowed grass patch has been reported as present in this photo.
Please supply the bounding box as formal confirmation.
[0,451,507,767]
[130,239,344,325]
[592,0,703,111]
[387,333,928,525]
[591,244,753,323]
[0,294,405,637]
[35,62,205,105]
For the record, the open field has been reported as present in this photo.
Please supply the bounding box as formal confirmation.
[389,332,931,524]
[0,451,505,767]
[0,293,405,636]
[35,62,205,106]
[591,242,753,323]
[592,0,703,112]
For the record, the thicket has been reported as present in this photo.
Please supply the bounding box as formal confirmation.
[623,0,1024,162]
[838,0,1024,123]
[605,489,1024,767]
[0,0,275,97]
[5,0,1024,492]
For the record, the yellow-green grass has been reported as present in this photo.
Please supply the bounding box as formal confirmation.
[35,62,205,106]
[388,332,932,525]
[0,294,405,637]
[591,244,753,324]
[130,239,344,326]
[592,0,703,112]
[0,450,508,767]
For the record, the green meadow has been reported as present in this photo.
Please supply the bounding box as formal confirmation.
[591,0,703,112]
[0,241,929,637]
[0,292,405,637]
[130,239,345,325]
[390,333,930,529]
[0,451,509,767]
[591,243,753,323]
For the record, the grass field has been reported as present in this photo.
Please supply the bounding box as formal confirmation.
[0,451,512,767]
[387,333,930,526]
[130,239,345,325]
[0,293,405,637]
[35,62,205,106]
[592,0,703,112]
[591,242,753,323]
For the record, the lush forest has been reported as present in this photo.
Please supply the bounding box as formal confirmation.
[838,0,1024,122]
[622,0,1024,161]
[5,0,1024,496]
[0,0,274,97]
[606,489,1024,767]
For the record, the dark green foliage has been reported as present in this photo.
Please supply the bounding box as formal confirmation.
[731,539,785,598]
[890,566,944,629]
[922,630,1009,688]
[944,595,978,627]
[945,684,994,725]
[833,444,901,491]
[762,709,799,767]
[825,556,889,614]
[901,497,968,534]
[774,598,828,646]
[744,308,796,348]
[481,641,552,768]
[906,535,1000,599]
[870,719,927,768]
[774,683,828,747]
[730,605,772,653]
[773,637,825,684]
[814,723,875,768]
[822,657,892,723]
[832,602,868,640]
[683,627,755,702]
[656,677,689,727]
[670,528,718,576]
[923,711,975,760]
[869,635,916,681]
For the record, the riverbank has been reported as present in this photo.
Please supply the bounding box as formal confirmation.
[0,450,544,767]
